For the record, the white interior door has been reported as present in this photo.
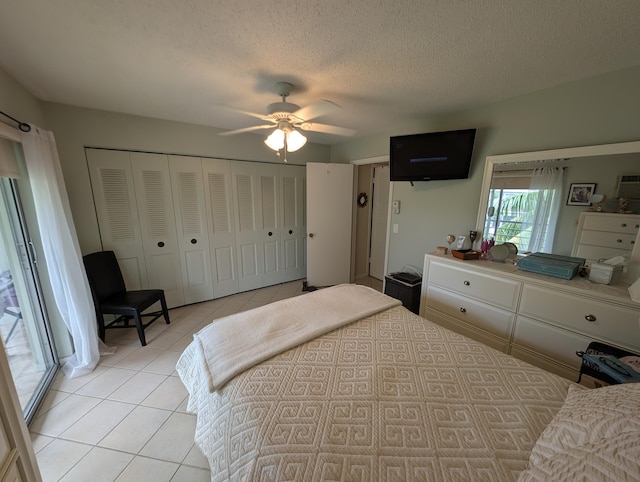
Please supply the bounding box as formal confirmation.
[169,156,213,304]
[279,164,306,282]
[86,149,148,290]
[130,152,184,307]
[369,165,390,280]
[306,163,354,287]
[203,159,238,298]
[232,162,281,291]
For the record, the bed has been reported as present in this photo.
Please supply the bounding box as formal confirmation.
[176,284,640,481]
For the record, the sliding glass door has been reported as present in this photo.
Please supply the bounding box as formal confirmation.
[0,143,58,423]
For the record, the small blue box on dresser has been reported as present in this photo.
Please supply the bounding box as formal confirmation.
[518,252,586,280]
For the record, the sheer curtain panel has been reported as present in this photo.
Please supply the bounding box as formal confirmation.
[21,127,101,378]
[526,166,564,253]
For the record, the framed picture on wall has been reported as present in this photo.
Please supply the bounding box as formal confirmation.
[567,183,596,206]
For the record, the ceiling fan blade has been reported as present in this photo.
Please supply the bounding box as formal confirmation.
[218,124,274,136]
[232,109,271,120]
[292,100,340,122]
[299,122,356,137]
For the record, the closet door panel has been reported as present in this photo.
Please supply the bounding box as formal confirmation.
[169,155,213,304]
[86,149,148,289]
[130,152,184,307]
[203,159,238,298]
[279,164,306,282]
[232,162,281,291]
[260,168,281,284]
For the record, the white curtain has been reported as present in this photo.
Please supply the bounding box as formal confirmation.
[20,127,101,378]
[526,166,564,252]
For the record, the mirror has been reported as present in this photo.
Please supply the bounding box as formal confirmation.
[476,140,640,283]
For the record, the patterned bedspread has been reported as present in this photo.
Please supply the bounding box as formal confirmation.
[177,302,575,481]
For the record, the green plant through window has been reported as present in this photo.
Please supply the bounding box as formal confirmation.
[484,188,541,249]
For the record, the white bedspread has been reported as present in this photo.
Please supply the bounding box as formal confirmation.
[177,285,576,481]
[192,284,401,391]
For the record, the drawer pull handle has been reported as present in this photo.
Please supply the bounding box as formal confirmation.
[617,239,623,243]
[460,307,467,313]
[621,223,627,227]
[585,314,597,322]
[635,224,639,229]
[463,280,470,286]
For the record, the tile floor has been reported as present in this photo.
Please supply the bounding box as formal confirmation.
[29,277,382,482]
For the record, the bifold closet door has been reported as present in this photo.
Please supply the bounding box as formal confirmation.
[87,149,185,307]
[279,164,306,282]
[202,159,239,298]
[232,162,282,292]
[86,149,149,291]
[168,156,214,304]
[129,152,184,307]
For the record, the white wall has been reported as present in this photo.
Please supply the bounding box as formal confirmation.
[331,65,640,273]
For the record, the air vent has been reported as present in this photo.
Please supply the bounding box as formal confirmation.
[615,175,640,199]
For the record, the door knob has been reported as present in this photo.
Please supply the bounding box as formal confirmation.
[191,238,197,244]
[289,230,293,235]
[157,241,165,248]
[309,233,314,238]
[268,232,273,236]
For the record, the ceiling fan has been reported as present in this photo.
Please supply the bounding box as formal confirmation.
[219,82,356,159]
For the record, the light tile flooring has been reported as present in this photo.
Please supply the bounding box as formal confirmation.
[29,277,382,482]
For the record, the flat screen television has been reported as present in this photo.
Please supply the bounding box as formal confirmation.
[389,128,476,182]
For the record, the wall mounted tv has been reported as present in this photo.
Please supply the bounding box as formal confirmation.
[389,128,477,182]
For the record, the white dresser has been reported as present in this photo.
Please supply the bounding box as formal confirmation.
[420,253,640,381]
[571,212,640,261]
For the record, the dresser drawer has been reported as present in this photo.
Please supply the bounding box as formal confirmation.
[578,229,636,250]
[519,285,640,350]
[513,315,592,370]
[426,285,515,340]
[428,260,520,310]
[582,214,640,234]
[574,244,632,261]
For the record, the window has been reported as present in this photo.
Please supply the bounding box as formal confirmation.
[484,167,563,253]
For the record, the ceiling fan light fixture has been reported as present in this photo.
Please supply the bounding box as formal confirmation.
[265,128,285,150]
[285,129,307,152]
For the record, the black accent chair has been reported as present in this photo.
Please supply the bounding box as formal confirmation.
[83,251,170,346]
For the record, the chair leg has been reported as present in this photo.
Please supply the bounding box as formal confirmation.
[133,312,147,346]
[160,295,170,325]
[97,313,106,342]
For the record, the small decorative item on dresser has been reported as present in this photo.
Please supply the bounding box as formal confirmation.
[480,238,494,260]
[451,250,481,260]
[618,197,631,213]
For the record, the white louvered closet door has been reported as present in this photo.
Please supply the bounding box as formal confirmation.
[232,162,281,291]
[202,159,238,298]
[86,149,149,290]
[130,152,184,307]
[279,164,306,282]
[168,156,214,304]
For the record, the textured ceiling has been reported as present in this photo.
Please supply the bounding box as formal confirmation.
[1,1,640,144]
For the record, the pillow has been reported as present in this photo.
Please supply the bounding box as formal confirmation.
[518,431,640,482]
[526,383,640,468]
